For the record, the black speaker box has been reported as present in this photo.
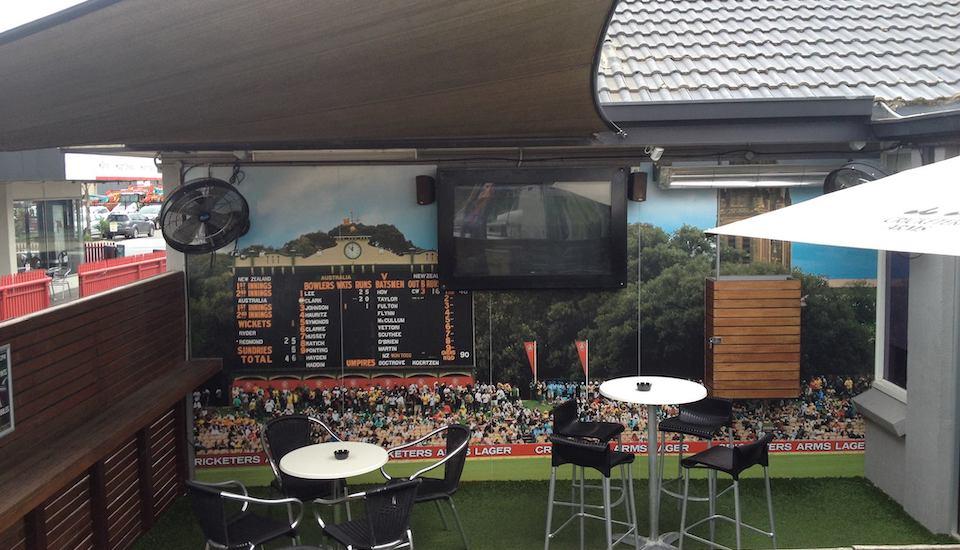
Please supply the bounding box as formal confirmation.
[416,175,436,205]
[628,171,647,202]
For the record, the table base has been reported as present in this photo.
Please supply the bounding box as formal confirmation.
[637,531,680,549]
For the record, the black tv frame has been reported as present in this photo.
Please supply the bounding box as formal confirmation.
[437,166,628,290]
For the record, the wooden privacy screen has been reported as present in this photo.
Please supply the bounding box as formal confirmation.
[0,272,220,549]
[705,276,801,399]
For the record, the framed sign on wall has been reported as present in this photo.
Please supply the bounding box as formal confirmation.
[0,344,12,438]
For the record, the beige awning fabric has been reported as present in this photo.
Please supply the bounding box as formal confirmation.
[0,0,616,151]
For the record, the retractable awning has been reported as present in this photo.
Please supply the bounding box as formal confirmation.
[0,0,616,151]
[707,156,960,257]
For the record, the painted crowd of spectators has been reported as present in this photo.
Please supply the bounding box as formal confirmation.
[194,375,868,455]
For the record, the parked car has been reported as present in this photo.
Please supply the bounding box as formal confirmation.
[105,213,155,239]
[138,204,162,228]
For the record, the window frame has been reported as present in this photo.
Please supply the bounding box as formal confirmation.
[874,251,908,403]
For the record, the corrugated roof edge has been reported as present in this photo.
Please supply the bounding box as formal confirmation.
[0,0,121,46]
[601,97,875,123]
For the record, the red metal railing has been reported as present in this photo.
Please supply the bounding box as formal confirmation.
[84,241,111,263]
[78,252,167,297]
[0,270,51,321]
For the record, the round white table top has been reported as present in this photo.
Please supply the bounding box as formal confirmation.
[279,441,389,480]
[599,375,707,406]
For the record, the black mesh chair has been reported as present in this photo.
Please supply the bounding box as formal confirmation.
[381,424,471,549]
[316,478,422,550]
[545,436,639,550]
[261,415,351,519]
[186,479,304,549]
[678,433,777,550]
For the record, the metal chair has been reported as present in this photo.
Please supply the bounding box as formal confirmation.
[48,266,72,301]
[545,435,640,550]
[261,415,351,519]
[381,424,471,549]
[316,478,422,550]
[186,479,303,550]
[678,432,777,550]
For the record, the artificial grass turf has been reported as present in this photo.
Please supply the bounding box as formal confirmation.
[196,453,866,486]
[134,477,955,550]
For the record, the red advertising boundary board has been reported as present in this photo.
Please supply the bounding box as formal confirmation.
[196,439,865,469]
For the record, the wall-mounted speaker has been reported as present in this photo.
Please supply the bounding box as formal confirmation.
[416,175,436,205]
[628,171,647,202]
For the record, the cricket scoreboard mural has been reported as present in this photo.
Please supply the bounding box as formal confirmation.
[188,165,872,469]
[231,236,472,372]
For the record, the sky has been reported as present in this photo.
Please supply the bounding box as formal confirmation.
[0,0,85,33]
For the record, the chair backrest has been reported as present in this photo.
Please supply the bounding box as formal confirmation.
[364,479,422,546]
[733,432,775,471]
[680,397,733,426]
[186,480,230,546]
[552,399,578,435]
[549,435,616,477]
[441,424,471,493]
[262,415,338,489]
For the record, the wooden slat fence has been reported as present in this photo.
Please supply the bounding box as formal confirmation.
[705,277,802,399]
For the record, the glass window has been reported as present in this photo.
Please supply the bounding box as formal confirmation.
[881,252,909,389]
[13,199,82,272]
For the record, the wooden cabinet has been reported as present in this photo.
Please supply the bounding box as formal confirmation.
[705,276,801,399]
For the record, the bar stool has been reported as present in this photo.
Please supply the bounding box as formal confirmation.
[553,399,625,507]
[678,433,777,550]
[544,435,639,550]
[657,397,733,529]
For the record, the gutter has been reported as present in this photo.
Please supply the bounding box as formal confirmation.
[602,97,875,123]
[871,101,960,140]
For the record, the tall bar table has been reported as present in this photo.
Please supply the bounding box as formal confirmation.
[599,376,707,549]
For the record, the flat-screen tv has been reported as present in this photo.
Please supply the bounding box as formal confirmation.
[437,167,627,289]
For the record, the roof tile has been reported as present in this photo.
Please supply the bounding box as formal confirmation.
[600,0,960,103]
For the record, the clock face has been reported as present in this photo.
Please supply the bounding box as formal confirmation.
[344,241,362,260]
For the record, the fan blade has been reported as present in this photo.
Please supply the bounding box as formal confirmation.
[172,219,203,244]
[204,211,232,232]
[179,196,209,218]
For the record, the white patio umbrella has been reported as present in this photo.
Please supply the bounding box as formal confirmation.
[706,156,960,256]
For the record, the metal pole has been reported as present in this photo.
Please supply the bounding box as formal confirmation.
[638,224,642,376]
[648,404,660,539]
[488,296,493,385]
[715,234,721,279]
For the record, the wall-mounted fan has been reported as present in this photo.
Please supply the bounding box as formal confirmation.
[159,177,250,253]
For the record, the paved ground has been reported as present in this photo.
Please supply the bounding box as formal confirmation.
[104,235,166,256]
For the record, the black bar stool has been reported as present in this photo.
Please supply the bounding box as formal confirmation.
[657,397,733,530]
[678,433,777,550]
[544,435,639,550]
[552,399,625,508]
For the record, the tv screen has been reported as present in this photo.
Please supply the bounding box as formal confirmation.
[438,167,627,289]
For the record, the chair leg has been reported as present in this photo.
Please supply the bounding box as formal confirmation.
[545,466,557,550]
[626,464,640,550]
[602,476,613,550]
[579,467,585,550]
[678,468,689,550]
[765,467,777,549]
[571,464,578,520]
[448,496,469,550]
[435,499,450,530]
[733,479,742,550]
[708,469,717,544]
[408,527,415,550]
